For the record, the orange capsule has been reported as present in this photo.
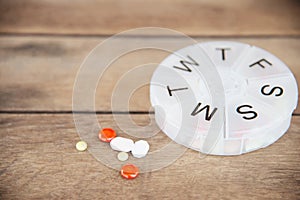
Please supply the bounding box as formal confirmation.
[120,164,139,179]
[98,128,117,142]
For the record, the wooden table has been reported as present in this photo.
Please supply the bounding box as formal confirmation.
[0,0,299,199]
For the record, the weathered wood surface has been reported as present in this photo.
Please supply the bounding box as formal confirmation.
[0,0,299,199]
[0,0,299,36]
[0,114,299,199]
[0,36,299,113]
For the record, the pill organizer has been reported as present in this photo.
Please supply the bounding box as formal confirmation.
[150,41,298,155]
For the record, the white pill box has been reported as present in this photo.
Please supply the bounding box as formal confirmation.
[150,41,298,155]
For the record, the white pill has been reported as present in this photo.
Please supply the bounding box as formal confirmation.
[131,140,150,158]
[110,137,134,152]
[117,152,129,161]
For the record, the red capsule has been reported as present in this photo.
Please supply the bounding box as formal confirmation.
[120,164,139,179]
[98,128,117,142]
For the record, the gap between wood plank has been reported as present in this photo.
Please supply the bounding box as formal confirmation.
[0,110,154,115]
[0,110,299,116]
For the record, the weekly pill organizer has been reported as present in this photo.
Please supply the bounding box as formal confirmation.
[150,41,298,155]
[74,40,298,177]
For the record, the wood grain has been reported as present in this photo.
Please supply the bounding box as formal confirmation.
[0,36,299,113]
[0,0,299,36]
[1,1,299,199]
[0,114,299,199]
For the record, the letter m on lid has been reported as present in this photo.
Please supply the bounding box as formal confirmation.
[191,102,218,121]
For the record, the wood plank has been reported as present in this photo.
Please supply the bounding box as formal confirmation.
[0,114,299,199]
[0,0,299,36]
[0,36,299,113]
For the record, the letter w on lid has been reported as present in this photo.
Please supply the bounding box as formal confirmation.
[173,55,199,72]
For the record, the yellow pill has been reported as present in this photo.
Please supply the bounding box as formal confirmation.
[76,141,88,151]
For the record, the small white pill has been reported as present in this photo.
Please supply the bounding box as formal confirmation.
[131,140,150,158]
[117,152,129,161]
[110,137,134,152]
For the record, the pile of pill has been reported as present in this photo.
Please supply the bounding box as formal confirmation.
[76,127,149,179]
[110,137,150,159]
[99,128,150,179]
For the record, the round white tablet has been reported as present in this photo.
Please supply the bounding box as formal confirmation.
[117,152,129,161]
[131,140,150,158]
[150,41,298,155]
[110,137,134,152]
